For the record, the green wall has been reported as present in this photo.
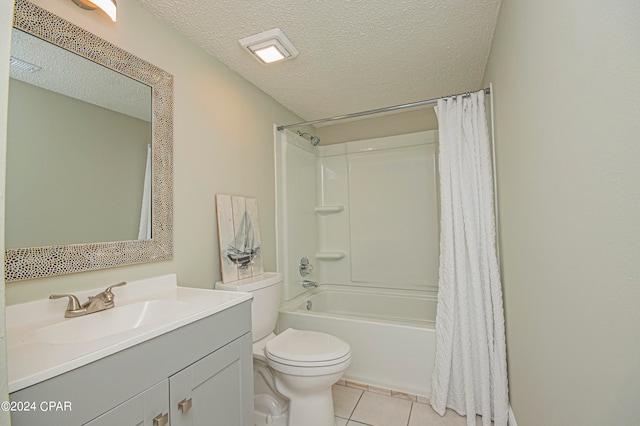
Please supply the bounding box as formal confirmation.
[483,0,640,424]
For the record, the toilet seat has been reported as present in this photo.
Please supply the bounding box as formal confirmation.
[253,332,276,362]
[265,328,351,368]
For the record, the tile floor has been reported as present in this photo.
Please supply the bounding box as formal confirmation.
[332,383,492,426]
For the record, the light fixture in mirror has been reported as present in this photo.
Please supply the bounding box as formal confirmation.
[6,0,173,282]
[71,0,117,22]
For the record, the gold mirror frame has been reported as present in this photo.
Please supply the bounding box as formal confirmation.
[6,0,173,282]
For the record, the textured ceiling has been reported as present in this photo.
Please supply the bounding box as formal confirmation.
[137,0,501,124]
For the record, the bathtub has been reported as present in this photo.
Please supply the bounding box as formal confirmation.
[277,285,437,397]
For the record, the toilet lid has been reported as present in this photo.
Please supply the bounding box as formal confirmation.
[265,328,350,365]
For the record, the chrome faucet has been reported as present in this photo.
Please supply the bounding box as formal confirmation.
[301,280,318,288]
[50,281,127,318]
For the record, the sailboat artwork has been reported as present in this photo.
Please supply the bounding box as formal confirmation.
[226,210,260,268]
[216,194,264,283]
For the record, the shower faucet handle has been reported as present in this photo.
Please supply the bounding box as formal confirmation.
[299,257,314,277]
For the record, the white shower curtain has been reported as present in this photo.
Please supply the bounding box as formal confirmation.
[430,90,508,426]
[137,144,152,240]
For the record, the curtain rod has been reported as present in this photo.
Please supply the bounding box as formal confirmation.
[277,87,490,131]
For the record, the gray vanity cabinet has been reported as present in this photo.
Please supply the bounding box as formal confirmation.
[85,333,252,426]
[84,379,169,426]
[10,300,253,426]
[169,335,253,426]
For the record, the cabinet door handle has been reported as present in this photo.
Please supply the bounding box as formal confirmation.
[178,397,193,413]
[153,412,169,426]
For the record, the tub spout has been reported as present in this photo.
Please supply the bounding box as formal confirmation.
[302,280,318,288]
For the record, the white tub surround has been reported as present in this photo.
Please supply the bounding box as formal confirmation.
[276,130,440,298]
[315,131,440,293]
[278,285,436,396]
[275,131,319,300]
[6,274,252,392]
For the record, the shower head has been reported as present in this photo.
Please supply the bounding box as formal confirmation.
[296,131,321,146]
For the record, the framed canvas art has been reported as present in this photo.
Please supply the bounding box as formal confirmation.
[216,194,264,282]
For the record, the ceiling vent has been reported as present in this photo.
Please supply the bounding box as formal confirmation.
[10,56,41,73]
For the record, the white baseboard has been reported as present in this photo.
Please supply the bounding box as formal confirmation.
[508,405,517,426]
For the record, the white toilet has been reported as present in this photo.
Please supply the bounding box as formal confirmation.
[216,272,351,426]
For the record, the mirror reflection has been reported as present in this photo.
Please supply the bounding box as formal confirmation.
[6,28,152,249]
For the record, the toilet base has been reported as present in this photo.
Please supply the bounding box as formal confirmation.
[287,389,336,426]
[273,370,345,426]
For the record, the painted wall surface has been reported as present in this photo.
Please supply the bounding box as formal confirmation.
[316,107,438,145]
[483,0,640,424]
[0,0,13,420]
[4,0,302,304]
[6,79,149,247]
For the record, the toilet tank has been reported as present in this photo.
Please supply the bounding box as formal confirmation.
[215,272,283,342]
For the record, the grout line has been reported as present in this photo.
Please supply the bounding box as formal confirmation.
[406,402,414,426]
[340,385,418,426]
[348,386,366,420]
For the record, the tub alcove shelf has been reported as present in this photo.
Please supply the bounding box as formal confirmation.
[314,205,344,214]
[316,252,346,260]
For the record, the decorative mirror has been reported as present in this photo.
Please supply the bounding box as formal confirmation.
[5,0,173,281]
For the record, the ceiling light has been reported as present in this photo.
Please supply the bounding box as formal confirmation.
[254,46,285,63]
[71,0,117,22]
[239,28,298,64]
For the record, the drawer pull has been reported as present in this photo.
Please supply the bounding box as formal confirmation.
[178,397,193,413]
[153,412,169,426]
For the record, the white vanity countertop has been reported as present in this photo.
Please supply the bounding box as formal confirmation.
[6,274,252,393]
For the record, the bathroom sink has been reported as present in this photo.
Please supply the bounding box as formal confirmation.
[7,274,253,393]
[34,300,189,345]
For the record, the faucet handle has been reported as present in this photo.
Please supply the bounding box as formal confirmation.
[299,257,314,277]
[49,294,82,311]
[102,281,127,305]
[104,281,127,293]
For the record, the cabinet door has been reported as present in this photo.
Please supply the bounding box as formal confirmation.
[170,333,253,426]
[84,379,170,426]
